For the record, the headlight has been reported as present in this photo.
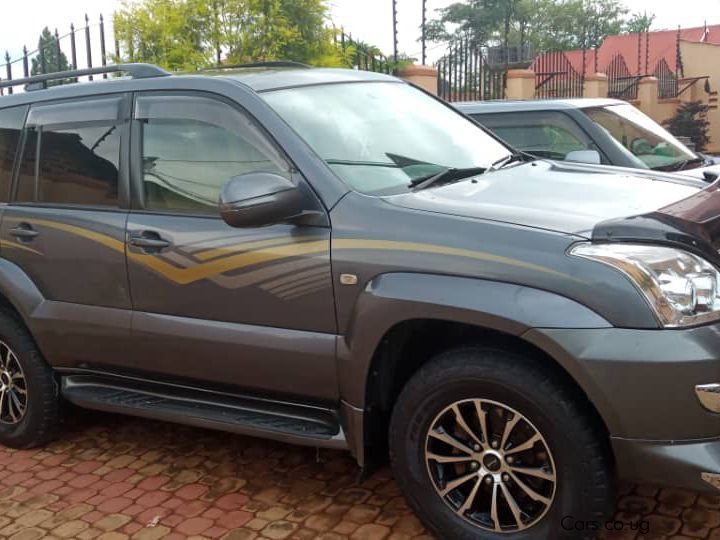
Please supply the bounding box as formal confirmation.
[570,243,720,327]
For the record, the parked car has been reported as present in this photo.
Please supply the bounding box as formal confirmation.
[1,63,720,539]
[456,98,720,181]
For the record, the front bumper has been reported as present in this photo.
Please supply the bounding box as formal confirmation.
[612,436,720,493]
[524,324,720,490]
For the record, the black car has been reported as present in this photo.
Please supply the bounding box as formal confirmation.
[456,98,720,181]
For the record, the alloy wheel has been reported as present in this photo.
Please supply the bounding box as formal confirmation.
[424,398,556,533]
[0,341,27,425]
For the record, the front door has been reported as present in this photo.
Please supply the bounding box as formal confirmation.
[0,95,132,370]
[126,92,337,400]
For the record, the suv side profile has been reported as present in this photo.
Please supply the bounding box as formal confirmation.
[0,63,720,539]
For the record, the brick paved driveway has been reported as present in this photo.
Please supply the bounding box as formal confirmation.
[0,408,716,540]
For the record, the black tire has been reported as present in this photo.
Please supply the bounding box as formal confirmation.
[389,346,614,540]
[0,310,61,449]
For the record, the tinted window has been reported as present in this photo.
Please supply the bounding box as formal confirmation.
[40,125,120,205]
[136,95,288,213]
[16,98,122,206]
[0,106,27,202]
[473,111,597,162]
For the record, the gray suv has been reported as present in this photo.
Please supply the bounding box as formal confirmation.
[0,63,719,539]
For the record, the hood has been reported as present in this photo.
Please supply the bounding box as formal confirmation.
[384,160,702,237]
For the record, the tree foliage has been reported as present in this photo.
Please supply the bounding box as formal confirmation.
[114,0,345,71]
[426,0,629,51]
[662,100,711,152]
[31,27,70,75]
[623,10,655,34]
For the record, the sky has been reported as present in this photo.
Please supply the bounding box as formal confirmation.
[0,0,718,72]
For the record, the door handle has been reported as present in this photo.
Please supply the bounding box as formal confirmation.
[9,224,39,241]
[129,231,171,251]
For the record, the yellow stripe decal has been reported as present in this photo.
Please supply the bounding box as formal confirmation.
[332,239,571,279]
[0,240,43,256]
[5,217,571,284]
[194,235,320,262]
[129,241,329,285]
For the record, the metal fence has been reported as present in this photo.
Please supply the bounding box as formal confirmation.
[1,15,115,95]
[533,50,585,99]
[335,31,392,74]
[436,39,506,102]
[607,53,639,100]
[655,58,678,99]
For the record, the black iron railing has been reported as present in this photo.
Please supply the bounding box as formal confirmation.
[655,58,678,99]
[335,31,392,74]
[1,15,115,95]
[436,39,506,102]
[533,50,585,99]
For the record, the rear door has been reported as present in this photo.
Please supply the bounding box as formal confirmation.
[126,92,337,399]
[0,95,132,370]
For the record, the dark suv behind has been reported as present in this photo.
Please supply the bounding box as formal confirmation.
[0,63,719,539]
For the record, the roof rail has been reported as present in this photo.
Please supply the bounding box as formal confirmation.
[0,63,170,92]
[204,61,311,71]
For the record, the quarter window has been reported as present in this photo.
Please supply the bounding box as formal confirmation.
[0,106,27,203]
[135,95,289,214]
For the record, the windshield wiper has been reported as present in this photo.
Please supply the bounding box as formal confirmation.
[666,156,705,171]
[487,151,529,172]
[409,166,488,191]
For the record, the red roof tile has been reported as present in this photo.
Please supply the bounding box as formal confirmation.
[532,25,720,76]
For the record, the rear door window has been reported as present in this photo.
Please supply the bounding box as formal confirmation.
[15,97,124,207]
[0,106,27,203]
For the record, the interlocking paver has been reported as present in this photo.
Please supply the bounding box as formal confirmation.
[0,409,715,538]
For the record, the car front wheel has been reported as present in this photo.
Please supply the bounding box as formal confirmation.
[389,346,613,539]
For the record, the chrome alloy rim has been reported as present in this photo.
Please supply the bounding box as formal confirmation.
[424,399,556,533]
[0,341,27,425]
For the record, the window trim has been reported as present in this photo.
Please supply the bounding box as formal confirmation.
[0,104,29,205]
[9,94,131,211]
[129,90,297,218]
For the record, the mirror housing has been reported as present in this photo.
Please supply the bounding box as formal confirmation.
[565,150,602,165]
[219,172,322,228]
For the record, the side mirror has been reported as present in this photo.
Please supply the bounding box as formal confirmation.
[565,149,601,165]
[219,172,316,228]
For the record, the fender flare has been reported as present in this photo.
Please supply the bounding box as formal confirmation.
[0,257,45,324]
[338,272,611,409]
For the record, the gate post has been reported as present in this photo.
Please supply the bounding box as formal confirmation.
[583,73,609,98]
[398,65,438,96]
[637,76,659,116]
[505,69,535,100]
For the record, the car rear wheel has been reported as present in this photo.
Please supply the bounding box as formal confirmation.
[389,346,613,539]
[0,310,61,449]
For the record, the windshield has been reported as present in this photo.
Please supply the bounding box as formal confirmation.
[262,82,512,194]
[582,103,697,171]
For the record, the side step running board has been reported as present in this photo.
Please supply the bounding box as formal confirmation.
[61,375,347,449]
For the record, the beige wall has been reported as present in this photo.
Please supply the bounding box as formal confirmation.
[679,40,720,153]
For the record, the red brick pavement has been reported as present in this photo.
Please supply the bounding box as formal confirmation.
[0,409,716,539]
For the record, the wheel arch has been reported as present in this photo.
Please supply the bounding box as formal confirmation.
[337,273,617,465]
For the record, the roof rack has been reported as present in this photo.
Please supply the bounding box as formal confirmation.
[0,63,170,92]
[203,61,311,71]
